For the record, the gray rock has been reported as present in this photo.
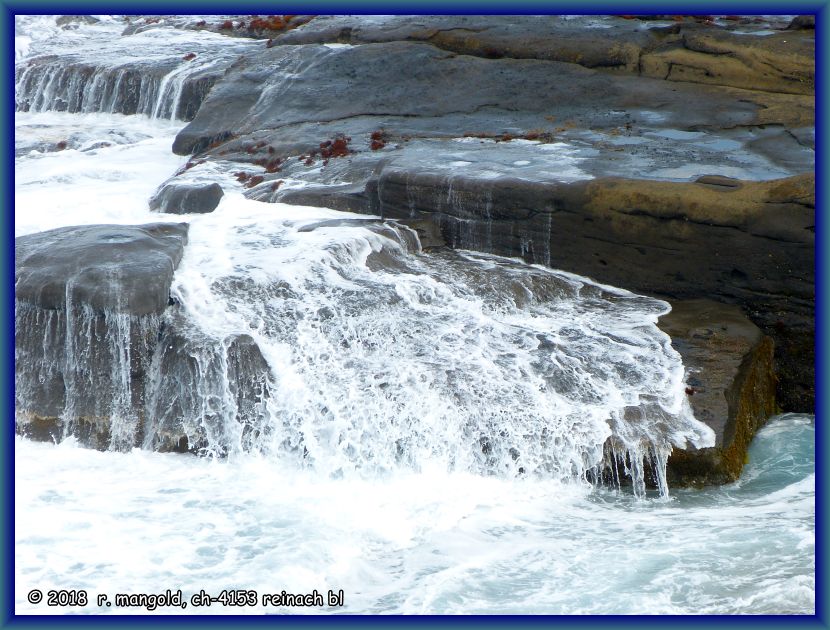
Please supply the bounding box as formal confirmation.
[144,319,273,454]
[149,182,224,214]
[56,15,100,28]
[14,57,218,120]
[172,41,758,155]
[15,223,189,450]
[275,15,814,94]
[787,15,815,30]
[15,223,188,316]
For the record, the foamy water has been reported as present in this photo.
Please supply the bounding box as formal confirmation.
[15,415,814,614]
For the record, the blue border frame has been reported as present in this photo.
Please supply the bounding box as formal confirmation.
[2,2,825,627]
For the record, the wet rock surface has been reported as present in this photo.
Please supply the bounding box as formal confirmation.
[164,14,813,425]
[660,299,777,486]
[369,171,814,413]
[144,317,272,454]
[15,223,190,448]
[149,182,224,214]
[275,15,814,94]
[172,40,765,155]
[16,15,815,484]
[15,223,189,316]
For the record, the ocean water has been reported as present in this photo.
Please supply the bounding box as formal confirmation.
[14,415,815,614]
[13,15,815,615]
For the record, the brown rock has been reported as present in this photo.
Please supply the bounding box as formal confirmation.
[659,299,777,485]
[640,29,814,95]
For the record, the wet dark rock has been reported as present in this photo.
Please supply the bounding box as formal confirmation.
[274,15,814,96]
[145,320,272,454]
[787,15,815,30]
[14,300,160,450]
[15,223,189,316]
[14,223,190,449]
[56,15,100,28]
[172,41,760,155]
[168,25,813,419]
[14,57,220,120]
[296,217,382,232]
[149,182,224,214]
[660,300,777,486]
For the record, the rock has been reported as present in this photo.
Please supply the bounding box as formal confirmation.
[14,20,256,120]
[659,299,777,486]
[56,15,100,28]
[277,15,652,70]
[787,15,815,30]
[162,18,814,421]
[15,223,188,450]
[172,41,761,155]
[149,182,224,214]
[639,27,814,95]
[15,223,188,316]
[369,171,814,412]
[275,15,814,95]
[143,318,272,454]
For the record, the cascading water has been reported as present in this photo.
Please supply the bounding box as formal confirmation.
[144,209,711,494]
[13,15,814,615]
[14,15,259,121]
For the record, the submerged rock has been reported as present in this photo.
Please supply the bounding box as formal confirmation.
[660,300,777,486]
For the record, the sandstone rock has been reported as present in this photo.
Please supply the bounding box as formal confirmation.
[660,299,777,486]
[639,28,814,95]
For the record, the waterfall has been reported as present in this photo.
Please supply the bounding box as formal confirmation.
[14,57,217,121]
[14,299,159,451]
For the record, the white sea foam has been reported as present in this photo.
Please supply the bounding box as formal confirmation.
[14,415,814,614]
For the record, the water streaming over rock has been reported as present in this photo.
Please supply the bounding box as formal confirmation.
[12,14,716,497]
[166,215,712,492]
[14,15,257,120]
